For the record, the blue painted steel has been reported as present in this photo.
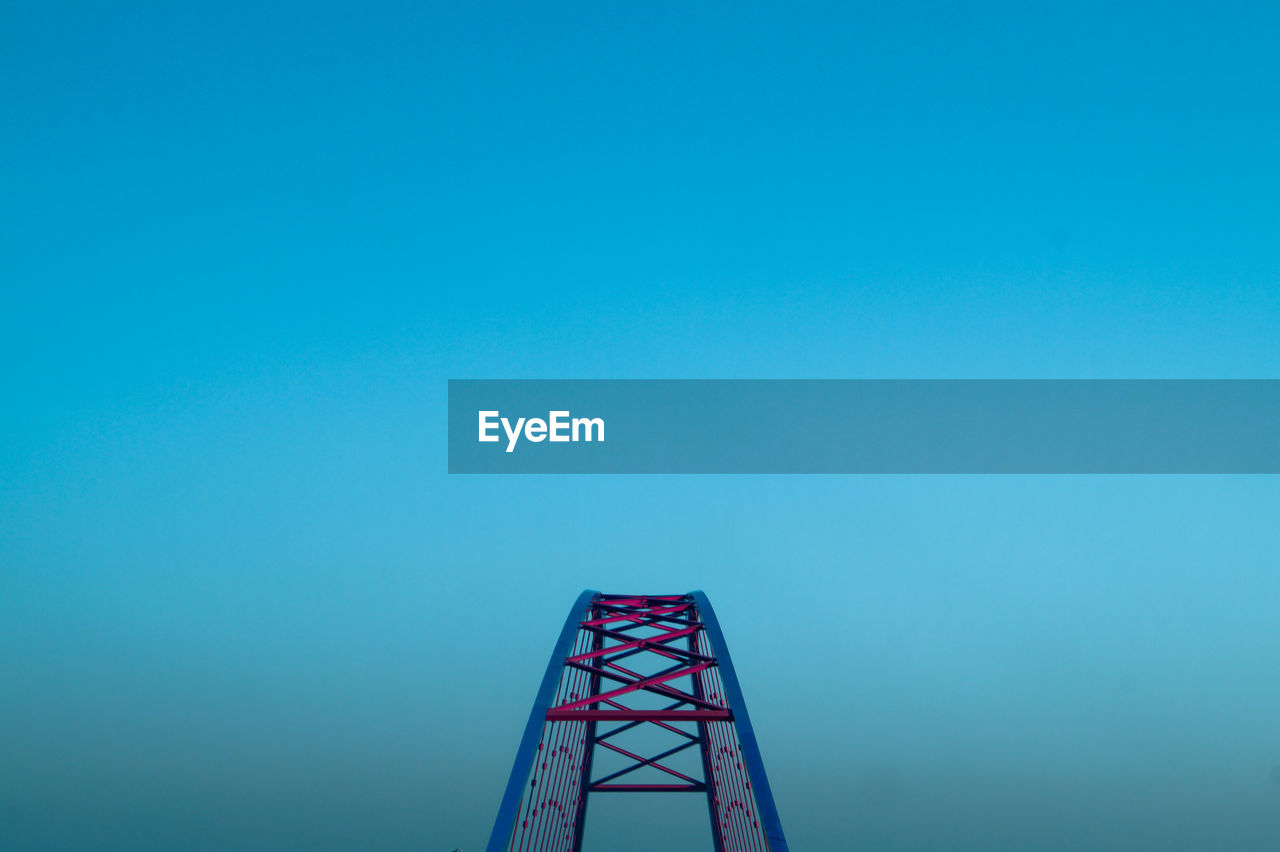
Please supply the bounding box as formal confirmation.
[486,588,598,852]
[690,590,790,852]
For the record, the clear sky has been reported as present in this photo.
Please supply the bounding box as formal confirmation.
[3,2,1280,850]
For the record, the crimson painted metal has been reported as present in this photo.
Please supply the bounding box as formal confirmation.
[486,591,789,852]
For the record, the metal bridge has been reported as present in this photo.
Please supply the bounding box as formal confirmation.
[487,591,789,852]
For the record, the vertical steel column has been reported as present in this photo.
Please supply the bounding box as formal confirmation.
[570,603,604,852]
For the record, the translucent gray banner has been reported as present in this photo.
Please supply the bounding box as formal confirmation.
[447,380,1280,473]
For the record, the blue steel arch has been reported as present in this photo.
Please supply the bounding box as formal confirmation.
[487,589,598,852]
[690,590,788,851]
[486,590,789,852]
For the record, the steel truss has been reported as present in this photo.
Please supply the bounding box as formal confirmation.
[487,591,789,852]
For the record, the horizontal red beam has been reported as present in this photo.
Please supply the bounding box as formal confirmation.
[595,595,687,606]
[589,783,707,792]
[546,709,732,721]
[581,604,690,628]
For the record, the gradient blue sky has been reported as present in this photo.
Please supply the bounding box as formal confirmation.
[3,2,1280,850]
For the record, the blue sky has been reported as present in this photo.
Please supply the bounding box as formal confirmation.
[3,2,1280,850]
